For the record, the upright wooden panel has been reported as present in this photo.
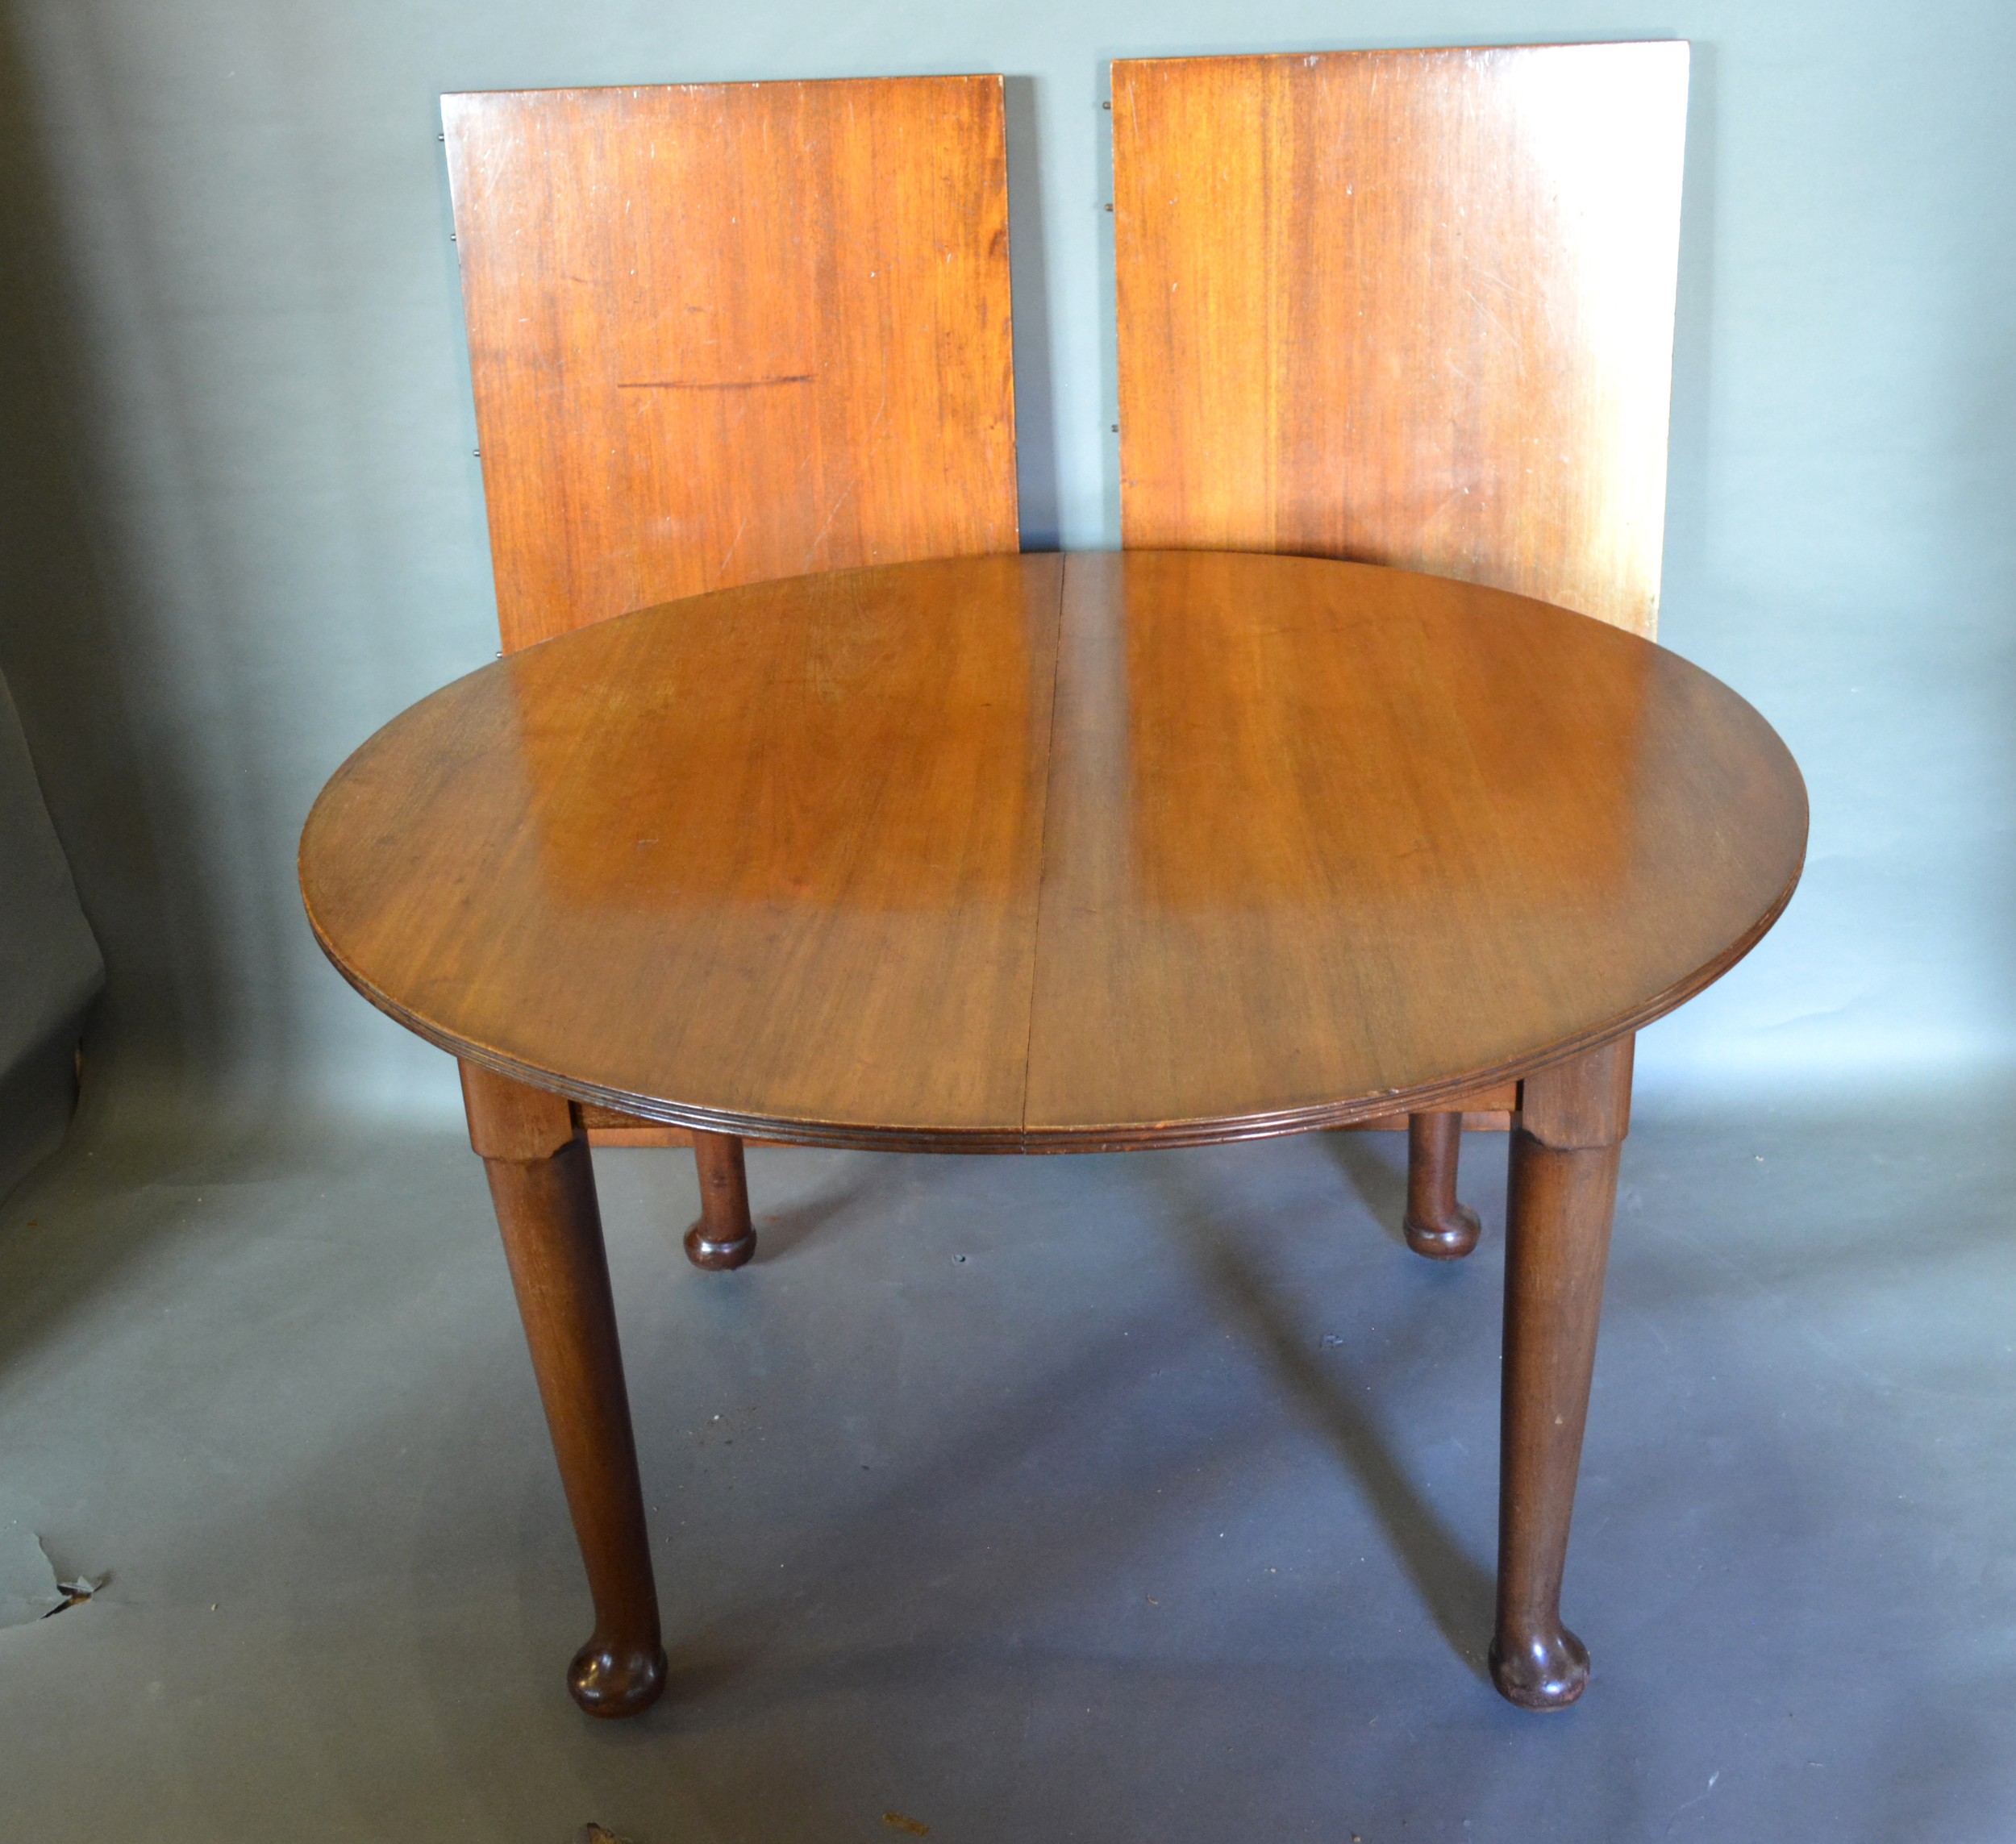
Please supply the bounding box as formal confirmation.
[1113,44,1688,635]
[445,77,1019,653]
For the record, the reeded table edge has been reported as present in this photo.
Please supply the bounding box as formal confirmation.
[302,846,1805,1155]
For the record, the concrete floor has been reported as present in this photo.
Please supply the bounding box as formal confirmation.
[2,1089,2014,1842]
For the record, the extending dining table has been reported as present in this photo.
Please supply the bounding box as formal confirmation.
[299,549,1806,1719]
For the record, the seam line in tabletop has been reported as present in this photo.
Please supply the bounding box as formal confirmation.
[1018,553,1071,1136]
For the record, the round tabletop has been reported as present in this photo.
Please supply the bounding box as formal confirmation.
[301,552,1806,1151]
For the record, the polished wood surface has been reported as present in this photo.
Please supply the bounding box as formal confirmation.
[444,77,1019,654]
[1111,44,1689,636]
[460,1062,665,1717]
[303,552,1806,1148]
[1493,1037,1633,1708]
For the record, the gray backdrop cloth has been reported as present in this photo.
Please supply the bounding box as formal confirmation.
[0,665,100,1199]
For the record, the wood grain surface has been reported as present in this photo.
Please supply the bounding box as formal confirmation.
[302,552,1805,1149]
[1112,44,1689,636]
[444,77,1019,654]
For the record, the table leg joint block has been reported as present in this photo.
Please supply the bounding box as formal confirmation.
[1516,1037,1633,1151]
[460,1059,577,1162]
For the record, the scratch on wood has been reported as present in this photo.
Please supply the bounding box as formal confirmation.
[802,476,859,564]
[715,514,750,582]
[617,375,814,389]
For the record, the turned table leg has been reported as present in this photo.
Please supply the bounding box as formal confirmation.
[1403,1110,1481,1259]
[1490,1037,1632,1710]
[683,1129,756,1270]
[460,1061,666,1718]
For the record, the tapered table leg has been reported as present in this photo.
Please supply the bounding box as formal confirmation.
[460,1061,666,1718]
[684,1129,756,1270]
[1404,1110,1481,1259]
[1490,1037,1632,1710]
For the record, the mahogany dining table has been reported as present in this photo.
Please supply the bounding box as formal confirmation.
[299,549,1806,1719]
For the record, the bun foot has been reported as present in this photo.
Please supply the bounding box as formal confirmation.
[1404,1198,1481,1260]
[568,1636,669,1717]
[1404,1112,1481,1259]
[683,1219,756,1270]
[1489,1625,1590,1709]
[685,1131,756,1269]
